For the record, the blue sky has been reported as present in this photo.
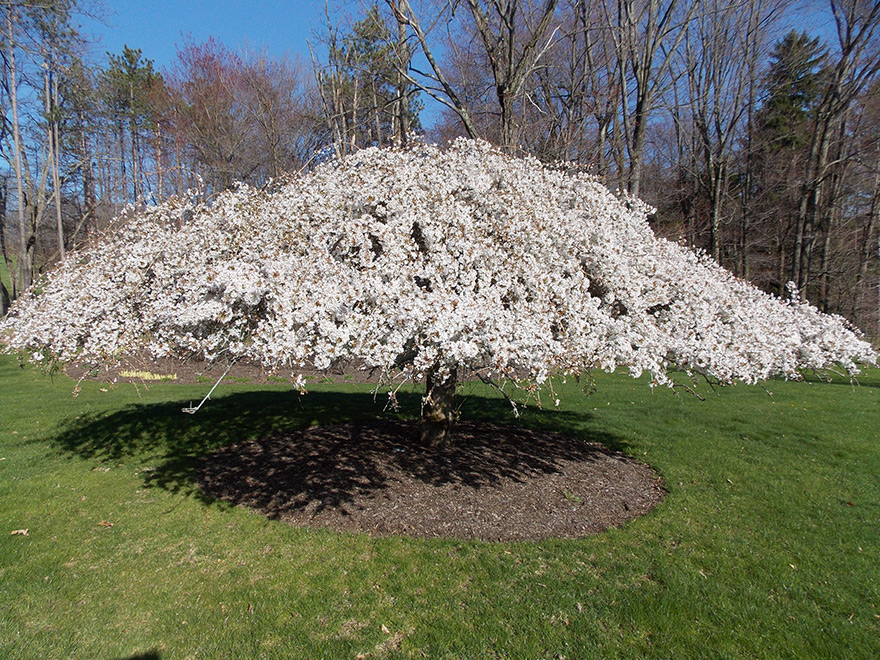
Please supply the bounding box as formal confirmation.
[80,1,841,72]
[79,0,336,69]
[78,0,447,126]
[76,0,838,133]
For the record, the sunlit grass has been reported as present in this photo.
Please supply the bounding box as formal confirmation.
[0,256,13,303]
[1,355,878,658]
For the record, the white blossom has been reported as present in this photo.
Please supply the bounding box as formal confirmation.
[1,139,875,390]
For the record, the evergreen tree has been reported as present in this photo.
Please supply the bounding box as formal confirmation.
[320,4,420,152]
[755,31,825,151]
[748,31,826,295]
[101,46,163,203]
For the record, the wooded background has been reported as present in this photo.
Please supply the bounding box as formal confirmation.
[2,0,878,339]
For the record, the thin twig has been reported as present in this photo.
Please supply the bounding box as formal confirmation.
[182,359,238,414]
[477,373,520,417]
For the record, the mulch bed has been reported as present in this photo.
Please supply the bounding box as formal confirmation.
[68,355,666,541]
[197,420,665,542]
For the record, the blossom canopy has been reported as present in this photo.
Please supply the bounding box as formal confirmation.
[2,139,875,387]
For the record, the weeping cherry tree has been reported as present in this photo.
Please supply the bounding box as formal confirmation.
[2,140,875,446]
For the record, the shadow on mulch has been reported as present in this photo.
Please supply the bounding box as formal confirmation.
[50,389,664,541]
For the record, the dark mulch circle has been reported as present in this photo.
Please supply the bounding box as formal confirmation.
[65,355,665,541]
[197,420,665,542]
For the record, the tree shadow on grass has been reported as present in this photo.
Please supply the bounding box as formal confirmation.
[50,387,630,517]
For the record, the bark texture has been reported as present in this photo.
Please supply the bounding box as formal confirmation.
[419,366,458,447]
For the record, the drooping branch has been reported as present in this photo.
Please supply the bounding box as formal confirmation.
[1,140,875,444]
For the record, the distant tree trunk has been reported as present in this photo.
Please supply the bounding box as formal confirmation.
[117,119,127,207]
[155,124,164,199]
[371,81,382,145]
[5,8,29,292]
[419,365,458,447]
[818,212,834,312]
[392,0,410,145]
[387,0,480,140]
[627,88,650,197]
[740,80,755,279]
[852,174,879,319]
[708,163,725,263]
[130,76,141,202]
[131,123,140,202]
[778,243,787,297]
[0,179,10,314]
[47,52,65,261]
[793,114,833,294]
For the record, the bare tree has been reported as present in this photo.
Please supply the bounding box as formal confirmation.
[849,82,880,328]
[164,39,317,191]
[603,0,700,197]
[679,0,784,264]
[459,0,560,150]
[1,3,31,292]
[385,0,480,139]
[1,0,81,294]
[386,0,560,150]
[240,54,317,178]
[791,0,880,297]
[508,0,628,177]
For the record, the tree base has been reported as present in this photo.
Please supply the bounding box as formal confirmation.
[419,366,458,447]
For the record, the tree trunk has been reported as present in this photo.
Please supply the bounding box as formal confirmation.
[6,9,30,293]
[393,0,409,146]
[0,180,11,314]
[852,177,879,319]
[708,159,723,263]
[48,56,65,261]
[117,120,126,210]
[419,365,458,447]
[596,115,610,177]
[818,213,834,312]
[155,124,164,199]
[627,91,649,197]
[499,92,515,153]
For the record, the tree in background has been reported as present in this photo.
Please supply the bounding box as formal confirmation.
[101,46,162,206]
[2,20,320,313]
[677,0,782,266]
[164,38,316,194]
[847,80,880,334]
[790,0,880,300]
[164,39,255,193]
[386,0,560,151]
[522,0,623,171]
[239,54,320,180]
[742,30,825,295]
[315,3,420,156]
[1,0,83,301]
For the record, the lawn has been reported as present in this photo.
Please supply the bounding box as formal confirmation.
[1,354,878,659]
[0,256,13,303]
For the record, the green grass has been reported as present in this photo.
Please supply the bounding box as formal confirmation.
[0,256,13,301]
[1,355,878,659]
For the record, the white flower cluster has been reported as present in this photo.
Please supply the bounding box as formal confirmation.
[2,139,875,388]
